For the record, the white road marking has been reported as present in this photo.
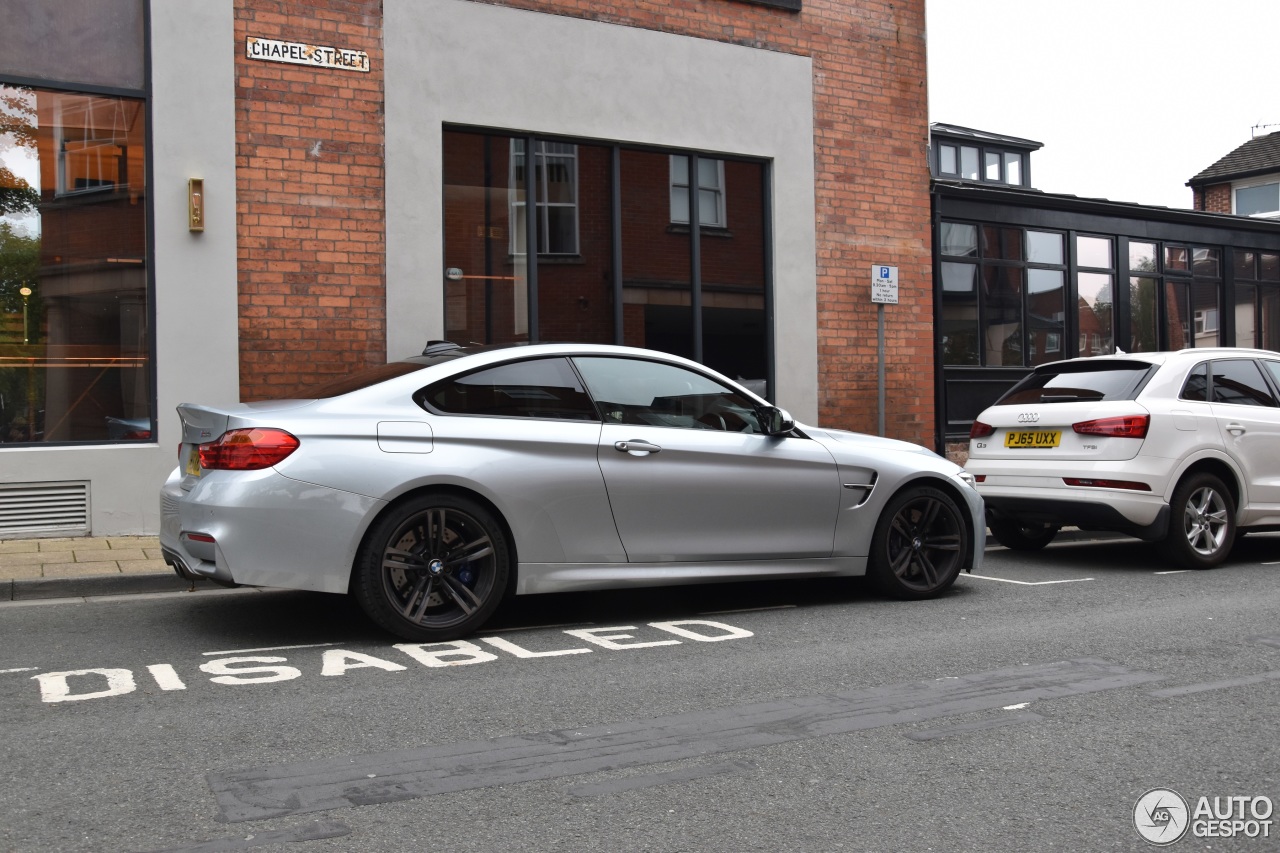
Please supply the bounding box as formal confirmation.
[968,574,1095,586]
[202,642,343,656]
[1155,570,1191,575]
[0,667,37,673]
[146,664,187,691]
[1003,702,1031,710]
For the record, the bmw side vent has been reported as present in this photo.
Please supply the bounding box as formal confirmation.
[842,473,878,508]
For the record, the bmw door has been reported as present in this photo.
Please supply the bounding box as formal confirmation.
[573,356,841,562]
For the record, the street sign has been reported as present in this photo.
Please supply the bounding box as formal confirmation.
[871,265,899,304]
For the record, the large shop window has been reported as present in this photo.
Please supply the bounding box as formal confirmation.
[938,222,1065,368]
[1233,249,1280,349]
[442,130,771,398]
[0,83,149,444]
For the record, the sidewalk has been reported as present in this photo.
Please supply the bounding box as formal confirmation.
[0,535,201,601]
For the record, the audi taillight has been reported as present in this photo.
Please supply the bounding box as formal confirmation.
[1064,478,1151,491]
[1072,415,1149,439]
[969,421,995,438]
[198,428,299,470]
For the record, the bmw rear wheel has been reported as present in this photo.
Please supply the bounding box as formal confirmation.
[987,515,1059,551]
[1161,472,1235,570]
[868,485,968,599]
[354,494,510,641]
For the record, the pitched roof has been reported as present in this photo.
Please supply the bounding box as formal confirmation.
[1187,130,1280,186]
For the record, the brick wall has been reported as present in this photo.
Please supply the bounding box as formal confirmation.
[1196,183,1232,214]
[234,0,934,445]
[234,0,385,401]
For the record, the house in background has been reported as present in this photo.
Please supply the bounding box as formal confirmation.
[1187,130,1280,219]
[930,124,1280,461]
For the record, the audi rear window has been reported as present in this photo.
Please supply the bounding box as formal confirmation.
[995,361,1155,405]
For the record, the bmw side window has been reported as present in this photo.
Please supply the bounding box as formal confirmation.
[1179,363,1208,402]
[1263,361,1280,396]
[418,357,600,420]
[1209,359,1278,407]
[573,357,763,433]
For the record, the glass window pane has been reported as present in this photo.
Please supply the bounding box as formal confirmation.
[1165,281,1190,349]
[939,145,957,174]
[984,151,1000,181]
[1129,242,1157,273]
[536,142,613,343]
[1128,277,1159,353]
[1235,283,1257,347]
[1234,250,1258,280]
[624,150,693,358]
[1264,289,1280,350]
[443,131,528,345]
[1004,153,1022,186]
[1235,182,1280,217]
[1192,247,1220,278]
[1026,231,1063,264]
[1,84,150,444]
[1077,272,1113,355]
[1180,363,1208,402]
[1210,359,1277,406]
[1027,269,1064,366]
[941,266,978,365]
[1261,253,1280,282]
[423,357,600,420]
[1192,282,1219,347]
[1077,235,1112,269]
[700,159,767,395]
[983,266,1023,366]
[983,226,1022,260]
[941,262,976,292]
[573,356,762,432]
[960,146,979,180]
[940,222,977,257]
[697,158,721,189]
[1165,245,1189,272]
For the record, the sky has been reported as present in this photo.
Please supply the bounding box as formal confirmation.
[926,0,1280,210]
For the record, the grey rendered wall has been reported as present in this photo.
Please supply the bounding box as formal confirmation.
[383,0,819,421]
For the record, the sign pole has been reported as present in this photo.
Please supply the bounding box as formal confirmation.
[877,303,885,436]
[869,265,898,438]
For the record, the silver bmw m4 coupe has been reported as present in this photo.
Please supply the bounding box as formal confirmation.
[160,343,984,640]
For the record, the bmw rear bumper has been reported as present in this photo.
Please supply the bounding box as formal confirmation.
[159,466,383,594]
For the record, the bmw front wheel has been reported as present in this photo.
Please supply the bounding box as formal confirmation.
[868,485,968,599]
[1161,472,1235,570]
[353,494,511,641]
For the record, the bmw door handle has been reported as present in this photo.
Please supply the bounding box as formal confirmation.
[614,439,661,455]
[1226,423,1247,436]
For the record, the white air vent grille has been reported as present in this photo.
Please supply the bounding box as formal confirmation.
[0,481,91,537]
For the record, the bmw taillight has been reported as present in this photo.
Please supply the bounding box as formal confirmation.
[969,421,995,438]
[198,428,299,470]
[1072,415,1149,439]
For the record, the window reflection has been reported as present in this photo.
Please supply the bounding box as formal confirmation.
[1077,272,1113,355]
[1,84,150,444]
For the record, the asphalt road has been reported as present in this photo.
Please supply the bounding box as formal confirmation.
[2,534,1279,852]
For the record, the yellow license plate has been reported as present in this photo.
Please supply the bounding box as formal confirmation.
[1004,430,1061,449]
[185,444,202,476]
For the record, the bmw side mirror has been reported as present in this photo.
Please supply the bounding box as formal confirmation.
[760,406,795,436]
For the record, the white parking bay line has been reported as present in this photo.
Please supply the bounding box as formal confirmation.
[968,574,1095,586]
